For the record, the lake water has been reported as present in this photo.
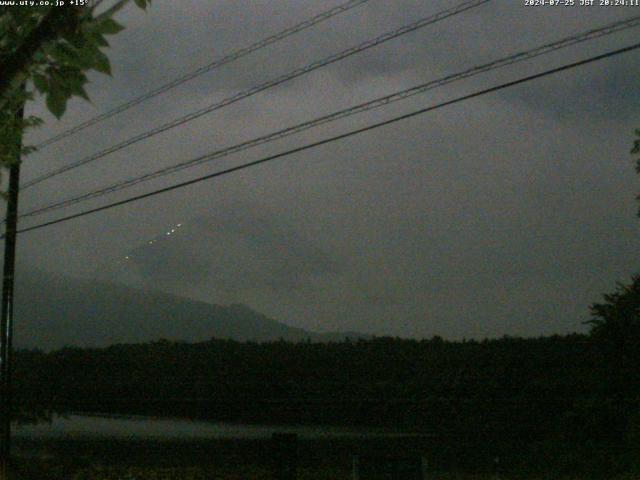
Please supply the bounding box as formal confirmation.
[13,414,403,440]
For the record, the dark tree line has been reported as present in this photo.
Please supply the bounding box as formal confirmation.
[10,275,640,476]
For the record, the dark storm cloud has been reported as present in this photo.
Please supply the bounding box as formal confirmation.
[15,0,640,339]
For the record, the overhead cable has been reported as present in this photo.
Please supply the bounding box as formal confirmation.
[19,14,640,220]
[22,0,492,189]
[33,0,372,149]
[11,40,640,237]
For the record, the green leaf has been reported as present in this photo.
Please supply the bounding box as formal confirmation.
[32,74,48,94]
[58,68,89,100]
[92,49,111,75]
[63,29,87,49]
[50,43,81,64]
[134,0,148,10]
[92,33,109,47]
[95,18,124,35]
[49,69,72,97]
[46,90,67,119]
[75,85,90,101]
[74,42,102,69]
[66,72,90,101]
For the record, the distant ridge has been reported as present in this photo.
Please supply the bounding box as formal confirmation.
[14,269,369,350]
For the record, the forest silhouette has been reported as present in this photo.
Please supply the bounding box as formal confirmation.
[12,277,640,477]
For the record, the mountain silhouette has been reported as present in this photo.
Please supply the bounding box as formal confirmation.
[14,269,367,350]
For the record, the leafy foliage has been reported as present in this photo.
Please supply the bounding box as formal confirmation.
[0,87,41,195]
[587,275,640,339]
[0,1,151,185]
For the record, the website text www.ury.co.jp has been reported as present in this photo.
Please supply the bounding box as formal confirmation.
[0,0,92,6]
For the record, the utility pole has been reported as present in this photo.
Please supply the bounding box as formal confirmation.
[0,101,24,480]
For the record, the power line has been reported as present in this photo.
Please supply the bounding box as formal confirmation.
[19,14,640,220]
[33,0,371,150]
[21,0,492,190]
[10,41,640,238]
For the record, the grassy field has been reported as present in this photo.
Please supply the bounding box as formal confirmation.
[10,437,635,479]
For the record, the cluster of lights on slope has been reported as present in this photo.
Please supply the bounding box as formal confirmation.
[123,223,183,261]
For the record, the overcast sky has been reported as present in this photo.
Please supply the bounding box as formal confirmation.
[12,0,640,339]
